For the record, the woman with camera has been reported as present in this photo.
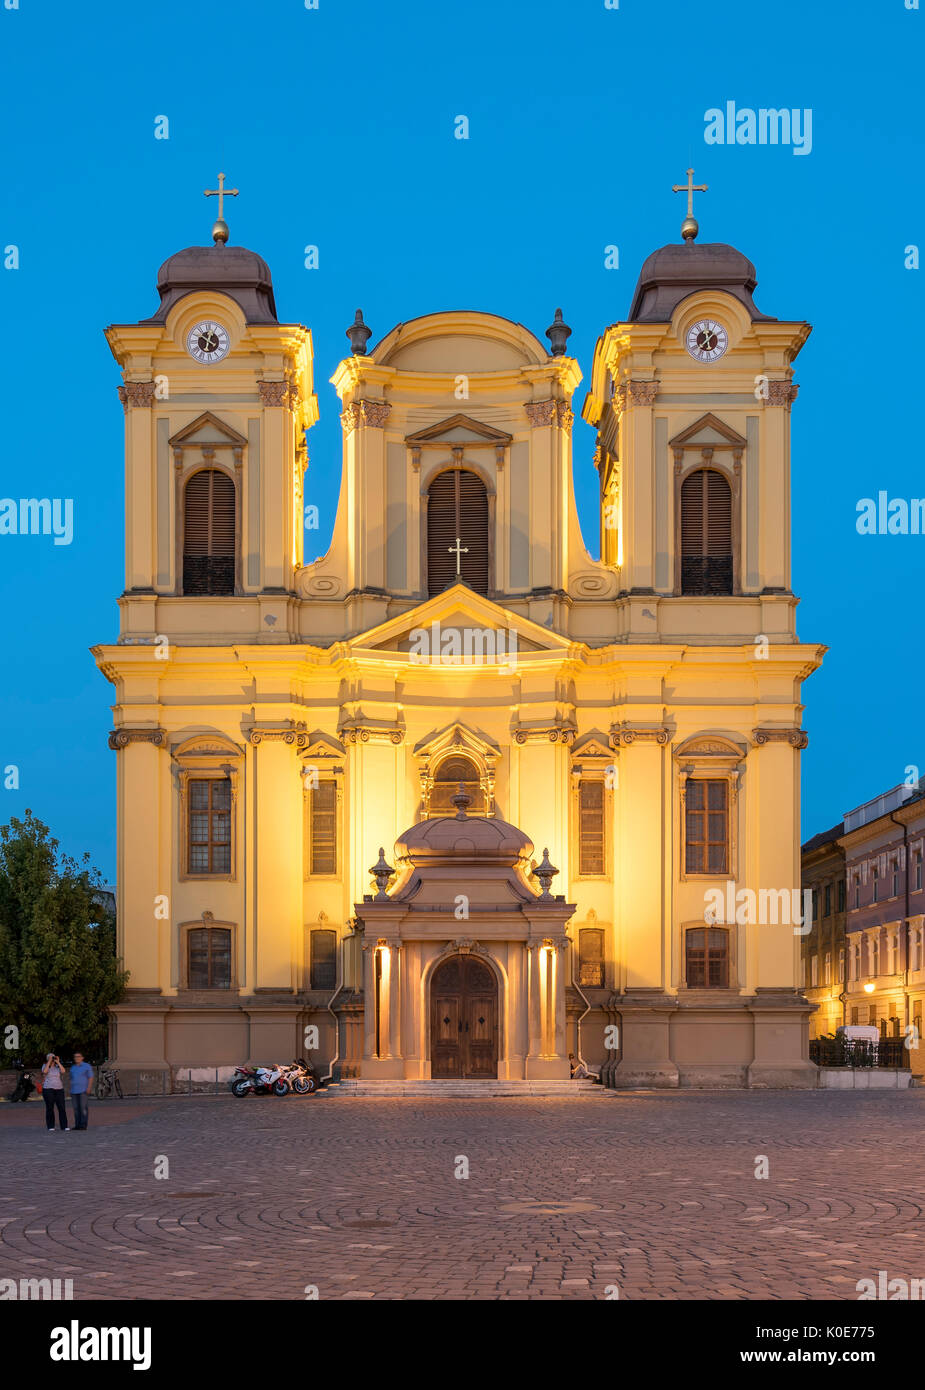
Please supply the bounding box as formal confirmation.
[41,1053,69,1132]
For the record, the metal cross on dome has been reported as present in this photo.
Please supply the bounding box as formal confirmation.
[671,166,708,242]
[204,171,239,244]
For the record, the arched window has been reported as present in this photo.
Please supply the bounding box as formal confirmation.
[680,468,732,596]
[430,755,486,815]
[183,468,236,595]
[427,468,489,596]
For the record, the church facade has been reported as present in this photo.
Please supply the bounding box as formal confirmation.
[95,193,824,1089]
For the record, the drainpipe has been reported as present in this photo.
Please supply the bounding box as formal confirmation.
[320,920,353,1086]
[570,941,593,1075]
[889,812,910,1035]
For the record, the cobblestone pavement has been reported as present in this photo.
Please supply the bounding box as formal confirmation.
[2,1089,924,1300]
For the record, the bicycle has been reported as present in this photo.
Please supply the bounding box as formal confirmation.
[96,1064,123,1099]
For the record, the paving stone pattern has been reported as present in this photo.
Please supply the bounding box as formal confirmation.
[1,1090,923,1300]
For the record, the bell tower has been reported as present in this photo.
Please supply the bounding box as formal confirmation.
[582,170,810,643]
[104,177,318,645]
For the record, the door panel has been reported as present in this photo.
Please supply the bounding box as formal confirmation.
[430,955,498,1079]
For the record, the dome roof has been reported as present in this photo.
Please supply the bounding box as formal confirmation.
[394,802,533,871]
[144,243,278,324]
[627,241,773,323]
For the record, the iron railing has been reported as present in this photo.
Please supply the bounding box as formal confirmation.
[810,1037,909,1069]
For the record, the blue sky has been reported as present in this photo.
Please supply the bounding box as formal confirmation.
[0,0,922,878]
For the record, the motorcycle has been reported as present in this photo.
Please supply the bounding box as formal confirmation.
[282,1058,317,1095]
[229,1064,290,1098]
[8,1062,34,1103]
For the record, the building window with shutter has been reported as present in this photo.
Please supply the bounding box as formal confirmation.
[187,926,232,989]
[188,778,232,874]
[578,928,605,987]
[183,468,236,595]
[679,467,733,596]
[577,779,606,875]
[426,467,489,596]
[308,782,337,875]
[684,778,728,875]
[685,927,729,988]
[310,928,337,990]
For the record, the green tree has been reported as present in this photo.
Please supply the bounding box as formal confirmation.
[0,810,127,1063]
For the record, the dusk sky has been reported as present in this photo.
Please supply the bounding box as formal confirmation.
[1,0,921,879]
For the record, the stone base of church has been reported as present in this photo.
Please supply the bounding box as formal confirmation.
[606,989,818,1090]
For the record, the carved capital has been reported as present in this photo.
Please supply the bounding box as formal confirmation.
[342,725,404,745]
[610,723,670,748]
[753,726,809,750]
[513,723,576,746]
[766,381,799,409]
[556,402,574,429]
[627,380,658,406]
[257,380,290,407]
[341,399,391,434]
[524,399,557,427]
[108,727,165,750]
[118,382,157,411]
[247,722,308,747]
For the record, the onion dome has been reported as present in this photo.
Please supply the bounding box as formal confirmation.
[144,242,278,324]
[627,242,774,323]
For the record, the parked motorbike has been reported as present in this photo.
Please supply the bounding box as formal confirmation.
[8,1062,34,1103]
[229,1064,290,1098]
[282,1058,317,1095]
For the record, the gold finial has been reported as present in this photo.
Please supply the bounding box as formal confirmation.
[671,167,708,242]
[204,171,239,245]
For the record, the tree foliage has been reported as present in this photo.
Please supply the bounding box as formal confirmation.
[0,810,127,1063]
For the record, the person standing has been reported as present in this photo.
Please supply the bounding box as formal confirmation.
[41,1054,68,1132]
[69,1053,94,1130]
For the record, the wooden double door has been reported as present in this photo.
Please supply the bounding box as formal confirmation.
[430,955,498,1079]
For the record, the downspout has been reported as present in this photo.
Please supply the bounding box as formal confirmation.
[320,920,353,1086]
[888,812,910,1034]
[570,940,593,1074]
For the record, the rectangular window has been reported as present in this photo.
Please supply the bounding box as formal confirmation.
[892,864,900,898]
[309,782,337,875]
[578,928,605,988]
[824,952,831,985]
[188,926,232,989]
[685,779,728,875]
[872,871,879,904]
[811,955,818,987]
[578,781,605,876]
[837,879,846,913]
[812,888,819,922]
[851,1008,859,1026]
[916,854,922,892]
[824,883,832,917]
[310,928,337,991]
[685,927,729,988]
[854,878,860,909]
[188,778,231,874]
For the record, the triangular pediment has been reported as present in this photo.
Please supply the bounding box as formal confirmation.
[347,584,575,657]
[168,411,249,450]
[669,412,747,451]
[405,414,512,446]
[298,731,346,761]
[571,731,614,761]
[414,722,501,761]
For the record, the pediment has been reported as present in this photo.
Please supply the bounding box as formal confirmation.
[349,584,575,657]
[669,413,747,451]
[405,414,512,446]
[414,722,501,762]
[571,731,614,761]
[168,411,249,450]
[298,731,346,761]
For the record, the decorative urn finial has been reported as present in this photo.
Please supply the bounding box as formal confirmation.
[347,308,372,355]
[545,307,571,357]
[452,782,472,819]
[369,846,394,900]
[534,847,559,899]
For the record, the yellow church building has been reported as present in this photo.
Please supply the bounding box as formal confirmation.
[95,178,824,1090]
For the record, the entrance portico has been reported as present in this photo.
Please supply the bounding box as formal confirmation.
[355,793,574,1080]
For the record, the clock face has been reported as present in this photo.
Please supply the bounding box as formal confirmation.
[186,320,230,363]
[685,319,729,363]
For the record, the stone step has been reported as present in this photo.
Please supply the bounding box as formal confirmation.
[320,1079,609,1098]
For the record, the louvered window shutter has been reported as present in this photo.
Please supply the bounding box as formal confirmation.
[680,468,732,595]
[310,781,337,874]
[578,780,605,875]
[427,468,489,596]
[183,469,236,595]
